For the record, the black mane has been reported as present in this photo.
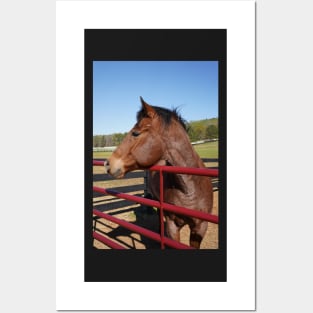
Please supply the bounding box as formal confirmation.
[136,105,188,131]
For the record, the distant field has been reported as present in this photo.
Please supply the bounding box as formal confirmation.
[93,141,218,159]
[194,141,218,158]
[93,151,114,159]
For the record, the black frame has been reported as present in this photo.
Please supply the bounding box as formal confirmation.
[85,29,227,282]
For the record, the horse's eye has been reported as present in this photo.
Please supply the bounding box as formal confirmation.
[132,130,140,137]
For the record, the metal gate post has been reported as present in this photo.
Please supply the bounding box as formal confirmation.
[159,168,165,249]
[144,170,149,197]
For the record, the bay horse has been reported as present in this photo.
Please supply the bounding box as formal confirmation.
[106,97,213,248]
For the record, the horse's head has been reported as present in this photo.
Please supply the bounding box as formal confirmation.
[107,97,165,178]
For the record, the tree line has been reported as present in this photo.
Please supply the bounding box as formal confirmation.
[93,132,127,147]
[93,118,218,147]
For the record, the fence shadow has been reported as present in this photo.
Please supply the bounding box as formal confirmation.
[93,203,161,249]
[93,193,144,212]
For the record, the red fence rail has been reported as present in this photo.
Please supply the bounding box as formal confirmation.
[93,160,219,249]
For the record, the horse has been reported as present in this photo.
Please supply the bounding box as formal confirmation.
[106,97,213,248]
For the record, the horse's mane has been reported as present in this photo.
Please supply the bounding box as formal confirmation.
[136,105,188,132]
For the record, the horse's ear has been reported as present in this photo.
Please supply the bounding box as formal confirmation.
[140,97,156,118]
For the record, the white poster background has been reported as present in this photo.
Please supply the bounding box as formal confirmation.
[56,0,255,310]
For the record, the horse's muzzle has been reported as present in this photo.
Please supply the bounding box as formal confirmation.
[109,168,123,179]
[106,157,125,178]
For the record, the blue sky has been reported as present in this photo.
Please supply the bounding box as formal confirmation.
[93,61,218,135]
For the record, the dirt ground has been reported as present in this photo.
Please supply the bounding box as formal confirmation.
[93,164,218,249]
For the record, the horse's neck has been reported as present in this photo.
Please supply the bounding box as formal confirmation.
[164,128,203,168]
[159,126,203,191]
[162,138,202,196]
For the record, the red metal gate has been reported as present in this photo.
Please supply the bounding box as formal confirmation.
[93,160,219,249]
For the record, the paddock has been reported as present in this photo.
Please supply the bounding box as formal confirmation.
[93,158,219,249]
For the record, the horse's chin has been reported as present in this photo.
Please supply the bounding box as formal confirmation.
[109,168,125,179]
[114,173,125,179]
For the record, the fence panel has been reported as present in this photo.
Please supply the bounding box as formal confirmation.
[93,159,219,249]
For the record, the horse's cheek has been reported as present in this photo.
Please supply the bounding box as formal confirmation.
[134,140,163,167]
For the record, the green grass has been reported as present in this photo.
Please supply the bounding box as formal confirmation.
[193,141,218,159]
[93,141,218,159]
[93,151,113,159]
